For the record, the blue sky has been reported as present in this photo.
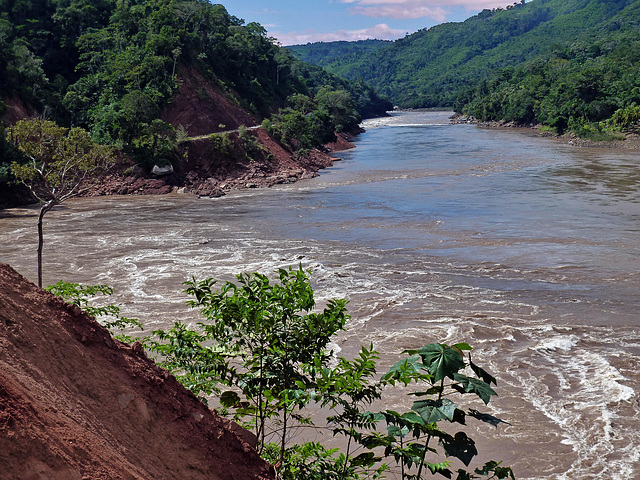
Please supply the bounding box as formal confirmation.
[225,0,522,45]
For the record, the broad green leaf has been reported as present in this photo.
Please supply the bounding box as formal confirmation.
[440,432,477,466]
[469,358,497,385]
[401,411,426,429]
[453,408,466,425]
[417,343,465,382]
[412,398,457,423]
[453,373,497,405]
[350,451,378,467]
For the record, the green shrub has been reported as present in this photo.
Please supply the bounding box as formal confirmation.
[147,266,514,480]
[209,132,233,156]
[46,281,142,343]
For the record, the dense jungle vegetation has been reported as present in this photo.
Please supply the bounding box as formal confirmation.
[289,40,390,71]
[455,1,640,135]
[0,0,391,187]
[291,0,640,135]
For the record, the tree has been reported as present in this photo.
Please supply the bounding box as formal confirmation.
[9,118,115,287]
[315,87,361,133]
[378,343,515,479]
[148,267,514,480]
[609,103,640,130]
[151,265,349,465]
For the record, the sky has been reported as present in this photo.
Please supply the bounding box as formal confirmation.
[225,0,523,45]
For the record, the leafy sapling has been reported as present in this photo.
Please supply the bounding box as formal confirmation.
[9,119,115,287]
[152,265,349,468]
[378,342,514,480]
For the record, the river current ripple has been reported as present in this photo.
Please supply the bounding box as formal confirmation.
[1,111,639,479]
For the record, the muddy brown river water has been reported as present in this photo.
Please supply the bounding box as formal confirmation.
[1,111,639,479]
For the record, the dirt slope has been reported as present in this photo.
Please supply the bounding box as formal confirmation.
[162,67,257,137]
[0,263,275,480]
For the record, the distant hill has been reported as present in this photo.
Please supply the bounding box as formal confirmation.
[291,0,638,108]
[455,0,640,133]
[288,39,390,69]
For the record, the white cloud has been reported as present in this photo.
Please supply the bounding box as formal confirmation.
[341,0,515,20]
[273,23,407,46]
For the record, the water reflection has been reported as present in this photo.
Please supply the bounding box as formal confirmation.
[549,154,640,202]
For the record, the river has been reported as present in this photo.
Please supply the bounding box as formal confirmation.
[1,111,639,479]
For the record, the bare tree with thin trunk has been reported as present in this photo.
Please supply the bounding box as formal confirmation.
[9,118,115,287]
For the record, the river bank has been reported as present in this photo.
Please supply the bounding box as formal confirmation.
[451,113,640,151]
[0,128,361,209]
[84,128,362,199]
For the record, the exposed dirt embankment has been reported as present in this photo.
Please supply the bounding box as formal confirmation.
[162,67,256,137]
[2,67,360,204]
[2,96,35,125]
[85,66,361,198]
[87,126,358,198]
[0,263,275,480]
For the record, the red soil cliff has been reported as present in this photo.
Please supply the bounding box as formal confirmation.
[0,263,275,480]
[161,67,257,137]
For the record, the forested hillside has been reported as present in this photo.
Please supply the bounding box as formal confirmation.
[0,0,390,124]
[288,39,389,70]
[292,0,638,109]
[0,0,391,205]
[455,0,640,135]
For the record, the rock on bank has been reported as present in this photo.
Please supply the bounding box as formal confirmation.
[0,263,274,480]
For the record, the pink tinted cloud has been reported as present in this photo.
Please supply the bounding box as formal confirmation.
[351,5,447,21]
[273,23,406,46]
[342,0,515,20]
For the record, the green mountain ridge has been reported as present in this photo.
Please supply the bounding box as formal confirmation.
[290,0,638,108]
[0,0,390,127]
[288,39,390,70]
[455,0,640,132]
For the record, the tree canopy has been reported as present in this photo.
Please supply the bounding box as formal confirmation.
[454,1,640,135]
[144,266,514,480]
[10,118,114,203]
[9,117,115,287]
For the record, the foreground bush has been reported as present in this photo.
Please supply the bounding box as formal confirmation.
[54,266,514,479]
